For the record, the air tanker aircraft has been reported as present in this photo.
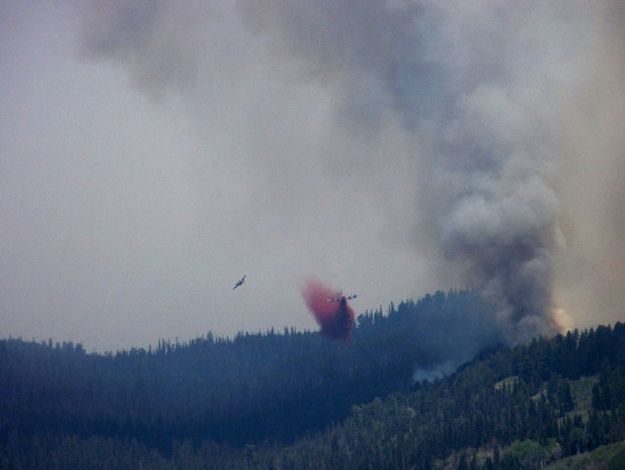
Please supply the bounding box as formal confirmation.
[232,275,246,290]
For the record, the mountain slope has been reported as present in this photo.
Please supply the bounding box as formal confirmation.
[2,294,624,468]
[0,291,499,450]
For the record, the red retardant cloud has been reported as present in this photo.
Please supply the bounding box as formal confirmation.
[301,278,355,341]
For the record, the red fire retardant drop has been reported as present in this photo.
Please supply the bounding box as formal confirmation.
[301,278,355,341]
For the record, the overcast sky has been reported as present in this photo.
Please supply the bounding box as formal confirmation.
[2,1,624,351]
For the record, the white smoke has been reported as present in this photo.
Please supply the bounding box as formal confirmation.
[76,0,625,344]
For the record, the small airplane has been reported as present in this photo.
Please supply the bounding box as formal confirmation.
[327,291,357,303]
[233,275,246,290]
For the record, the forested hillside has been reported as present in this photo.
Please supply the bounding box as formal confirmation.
[241,323,625,469]
[0,292,498,452]
[2,292,625,469]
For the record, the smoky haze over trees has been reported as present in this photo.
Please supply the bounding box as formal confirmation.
[3,2,625,468]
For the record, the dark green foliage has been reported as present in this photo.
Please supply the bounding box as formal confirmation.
[225,322,625,469]
[1,292,625,469]
[593,365,625,411]
[0,291,493,452]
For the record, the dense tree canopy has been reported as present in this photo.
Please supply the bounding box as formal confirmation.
[2,291,625,468]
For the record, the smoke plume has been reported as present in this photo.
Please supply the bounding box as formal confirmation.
[233,0,625,343]
[301,278,355,341]
[73,0,625,349]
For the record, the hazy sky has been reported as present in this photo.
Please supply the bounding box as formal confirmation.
[2,1,624,351]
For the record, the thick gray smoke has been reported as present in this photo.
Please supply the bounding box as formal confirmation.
[76,0,625,346]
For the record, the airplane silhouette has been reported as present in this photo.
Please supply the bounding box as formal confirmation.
[327,291,357,304]
[233,275,246,290]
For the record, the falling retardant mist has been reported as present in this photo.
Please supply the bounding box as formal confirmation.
[301,278,355,341]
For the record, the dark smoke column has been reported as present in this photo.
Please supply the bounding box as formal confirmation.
[301,278,355,341]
